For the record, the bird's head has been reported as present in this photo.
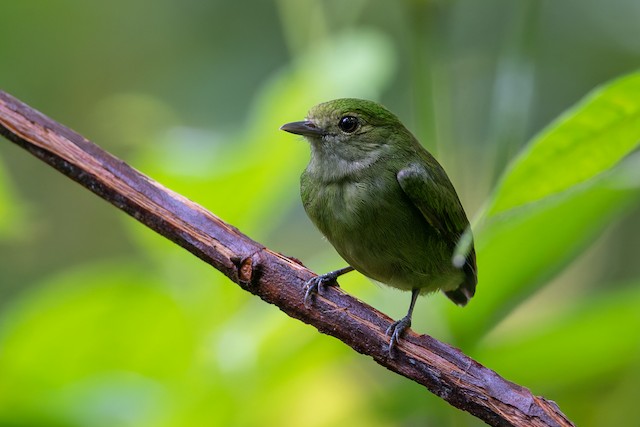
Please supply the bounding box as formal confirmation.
[281,98,412,167]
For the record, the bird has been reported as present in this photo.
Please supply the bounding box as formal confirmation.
[280,98,476,356]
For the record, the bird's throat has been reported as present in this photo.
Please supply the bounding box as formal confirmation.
[307,145,385,183]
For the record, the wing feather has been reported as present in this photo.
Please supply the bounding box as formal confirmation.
[397,163,477,305]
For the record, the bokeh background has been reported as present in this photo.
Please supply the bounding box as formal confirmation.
[1,1,640,426]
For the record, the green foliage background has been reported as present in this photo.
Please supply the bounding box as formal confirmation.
[1,1,640,426]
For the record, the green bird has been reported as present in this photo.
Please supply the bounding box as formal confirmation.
[280,98,476,356]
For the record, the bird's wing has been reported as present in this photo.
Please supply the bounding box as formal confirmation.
[396,162,468,241]
[396,162,477,305]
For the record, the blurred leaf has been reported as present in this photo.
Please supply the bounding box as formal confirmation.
[0,258,389,427]
[488,72,640,215]
[138,29,395,230]
[449,73,640,344]
[125,29,396,262]
[592,361,640,426]
[0,262,194,426]
[474,282,640,390]
[0,158,28,241]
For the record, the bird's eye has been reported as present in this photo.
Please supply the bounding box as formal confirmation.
[338,116,359,133]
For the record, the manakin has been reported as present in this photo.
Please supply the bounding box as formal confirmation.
[281,98,476,356]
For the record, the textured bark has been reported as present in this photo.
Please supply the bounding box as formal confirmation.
[0,90,574,427]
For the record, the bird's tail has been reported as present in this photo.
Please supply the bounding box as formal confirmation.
[444,247,477,306]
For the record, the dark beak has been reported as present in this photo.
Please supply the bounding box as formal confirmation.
[280,120,325,137]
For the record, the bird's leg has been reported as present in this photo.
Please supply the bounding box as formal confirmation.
[304,266,355,308]
[386,288,420,357]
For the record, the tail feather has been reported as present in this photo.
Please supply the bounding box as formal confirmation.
[444,247,477,306]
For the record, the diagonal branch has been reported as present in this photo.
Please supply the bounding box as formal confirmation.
[0,90,574,427]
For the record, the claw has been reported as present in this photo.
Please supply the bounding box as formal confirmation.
[303,276,323,308]
[302,266,354,308]
[385,288,419,358]
[385,316,412,358]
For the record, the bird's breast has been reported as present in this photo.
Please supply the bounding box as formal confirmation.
[301,171,460,292]
[302,175,390,236]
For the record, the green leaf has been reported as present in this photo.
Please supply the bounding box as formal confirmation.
[474,282,640,390]
[126,29,396,256]
[488,72,640,216]
[449,72,640,344]
[0,158,27,241]
[0,262,195,425]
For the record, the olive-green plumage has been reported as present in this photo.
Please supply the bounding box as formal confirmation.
[281,98,476,354]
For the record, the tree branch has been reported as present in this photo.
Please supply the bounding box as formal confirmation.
[0,90,574,427]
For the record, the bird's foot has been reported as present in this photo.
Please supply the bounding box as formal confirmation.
[303,272,341,308]
[385,315,412,358]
